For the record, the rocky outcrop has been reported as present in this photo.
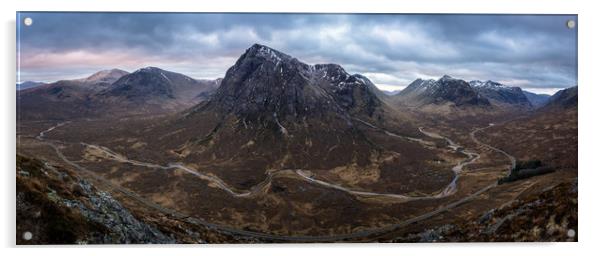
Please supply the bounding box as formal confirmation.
[60,180,174,244]
[16,154,174,244]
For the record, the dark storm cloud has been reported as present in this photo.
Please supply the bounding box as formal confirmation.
[17,13,577,93]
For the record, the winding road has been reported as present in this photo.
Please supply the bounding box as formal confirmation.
[32,120,514,242]
[470,123,516,171]
[80,119,482,201]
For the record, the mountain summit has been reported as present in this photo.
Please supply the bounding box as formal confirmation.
[160,44,412,180]
[469,80,532,108]
[196,43,386,123]
[82,69,130,85]
[100,66,217,102]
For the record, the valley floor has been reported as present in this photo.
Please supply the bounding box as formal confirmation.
[15,111,577,243]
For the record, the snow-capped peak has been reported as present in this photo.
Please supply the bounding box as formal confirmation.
[245,43,292,64]
[469,80,486,87]
[136,66,164,73]
[469,80,509,90]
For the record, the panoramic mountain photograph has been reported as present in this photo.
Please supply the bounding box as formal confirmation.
[16,13,577,244]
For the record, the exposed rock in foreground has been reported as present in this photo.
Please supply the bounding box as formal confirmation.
[16,154,174,244]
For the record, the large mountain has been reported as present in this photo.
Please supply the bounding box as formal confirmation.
[17,68,220,120]
[394,75,490,107]
[196,44,386,121]
[147,44,426,187]
[182,43,395,133]
[469,80,532,108]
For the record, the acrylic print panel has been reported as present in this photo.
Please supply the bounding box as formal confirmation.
[16,12,577,244]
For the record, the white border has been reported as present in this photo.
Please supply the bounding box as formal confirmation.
[2,0,600,255]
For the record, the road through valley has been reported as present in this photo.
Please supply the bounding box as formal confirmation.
[30,121,515,242]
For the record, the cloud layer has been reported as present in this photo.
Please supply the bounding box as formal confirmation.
[17,13,577,92]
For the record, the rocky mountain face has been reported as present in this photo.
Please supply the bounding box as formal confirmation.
[201,44,385,122]
[395,75,490,107]
[523,91,551,108]
[469,80,532,108]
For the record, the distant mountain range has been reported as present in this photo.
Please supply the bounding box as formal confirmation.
[17,67,220,120]
[393,75,491,108]
[388,76,558,113]
[18,43,573,121]
[17,81,46,90]
[468,80,532,107]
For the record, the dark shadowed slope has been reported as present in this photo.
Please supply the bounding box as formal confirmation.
[543,86,578,109]
[522,91,551,108]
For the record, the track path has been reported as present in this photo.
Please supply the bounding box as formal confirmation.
[77,119,480,201]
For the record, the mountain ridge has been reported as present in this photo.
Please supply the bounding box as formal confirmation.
[393,75,490,108]
[468,80,532,108]
[543,86,577,109]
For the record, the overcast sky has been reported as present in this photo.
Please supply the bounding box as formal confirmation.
[17,13,577,94]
